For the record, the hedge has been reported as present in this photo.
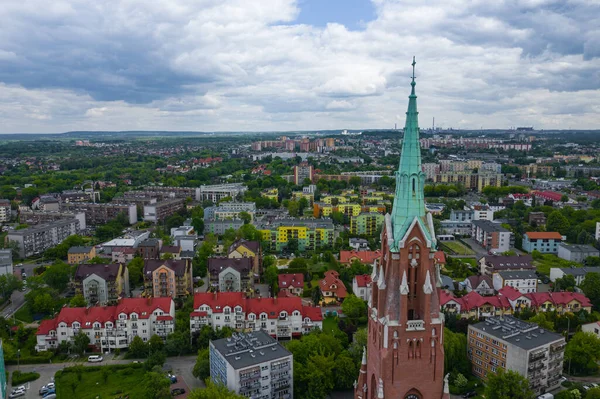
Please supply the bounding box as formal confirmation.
[5,351,53,365]
[12,371,40,385]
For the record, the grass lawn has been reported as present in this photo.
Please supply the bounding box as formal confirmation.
[56,365,147,399]
[14,305,34,323]
[441,241,475,255]
[322,316,341,335]
[534,253,579,275]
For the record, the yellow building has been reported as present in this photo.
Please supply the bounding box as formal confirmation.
[67,246,96,265]
[257,219,335,252]
[323,195,348,204]
[291,191,314,204]
[227,239,262,278]
[261,188,278,202]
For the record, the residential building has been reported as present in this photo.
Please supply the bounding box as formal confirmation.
[0,250,12,277]
[523,232,562,254]
[350,212,385,236]
[111,247,137,264]
[73,263,130,305]
[352,275,372,301]
[204,219,244,235]
[161,245,181,260]
[204,202,256,221]
[261,188,279,202]
[462,275,494,296]
[101,230,151,254]
[479,254,534,276]
[38,196,60,211]
[0,199,11,223]
[471,220,514,253]
[256,219,335,252]
[557,243,599,263]
[528,212,547,227]
[35,297,175,352]
[468,316,565,395]
[440,220,472,236]
[199,183,247,203]
[144,259,193,298]
[19,210,87,230]
[7,218,80,258]
[143,198,185,223]
[208,257,253,292]
[209,330,293,399]
[319,270,347,304]
[142,185,201,201]
[171,225,197,252]
[596,222,600,241]
[581,322,600,338]
[493,270,538,294]
[294,162,314,185]
[549,266,600,285]
[67,246,96,264]
[0,338,6,399]
[190,292,323,338]
[138,238,161,259]
[228,240,262,281]
[62,202,137,225]
[349,238,369,251]
[278,274,304,297]
[339,250,381,267]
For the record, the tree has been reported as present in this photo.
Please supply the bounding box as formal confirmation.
[144,371,171,399]
[128,335,149,358]
[546,211,570,235]
[148,334,165,353]
[128,256,144,287]
[42,261,72,291]
[580,272,600,310]
[341,295,367,321]
[72,331,90,355]
[586,388,600,399]
[565,332,600,375]
[145,349,167,371]
[554,275,576,292]
[331,211,345,225]
[0,274,23,301]
[484,368,533,399]
[239,211,252,225]
[287,200,300,217]
[165,331,191,356]
[333,353,357,390]
[264,265,279,292]
[527,313,554,331]
[298,197,309,214]
[187,380,244,399]
[349,176,362,187]
[192,348,210,380]
[69,294,87,307]
[443,328,470,376]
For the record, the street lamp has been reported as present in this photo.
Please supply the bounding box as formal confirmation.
[17,349,20,370]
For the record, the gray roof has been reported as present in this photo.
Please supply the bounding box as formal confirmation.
[559,266,600,277]
[471,220,510,233]
[68,246,94,254]
[255,218,334,230]
[210,330,291,370]
[470,316,564,350]
[440,274,455,290]
[483,254,534,270]
[496,270,537,280]
[558,243,600,254]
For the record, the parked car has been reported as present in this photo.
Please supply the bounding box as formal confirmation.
[171,388,185,396]
[40,382,55,395]
[167,373,177,383]
[88,355,103,362]
[43,394,56,399]
[9,390,25,399]
[462,392,477,398]
[43,389,56,397]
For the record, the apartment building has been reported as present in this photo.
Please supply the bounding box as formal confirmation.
[293,162,314,185]
[7,218,80,258]
[492,270,538,294]
[67,246,96,264]
[523,232,562,254]
[143,259,193,298]
[62,202,137,225]
[256,219,335,252]
[479,254,534,276]
[170,225,197,252]
[142,185,201,201]
[190,292,323,339]
[204,219,244,235]
[0,250,12,277]
[208,257,254,292]
[471,220,514,253]
[138,238,160,259]
[73,263,130,305]
[350,212,385,236]
[19,210,87,230]
[557,243,599,263]
[209,330,293,399]
[468,316,565,395]
[0,199,11,223]
[143,198,185,223]
[549,266,600,286]
[35,297,175,352]
[204,202,256,221]
[199,183,247,203]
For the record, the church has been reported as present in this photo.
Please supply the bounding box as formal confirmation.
[354,59,450,399]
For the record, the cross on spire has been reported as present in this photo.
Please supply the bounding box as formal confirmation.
[411,56,416,83]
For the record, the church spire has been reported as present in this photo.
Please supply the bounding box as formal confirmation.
[391,57,432,245]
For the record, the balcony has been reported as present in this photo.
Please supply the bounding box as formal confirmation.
[528,363,544,372]
[406,320,425,331]
[529,351,546,362]
[550,342,566,353]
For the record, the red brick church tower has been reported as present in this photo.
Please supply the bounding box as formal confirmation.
[354,59,450,399]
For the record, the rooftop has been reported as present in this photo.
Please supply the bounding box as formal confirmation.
[525,232,562,240]
[68,246,94,254]
[496,270,538,280]
[558,243,599,253]
[558,266,600,277]
[472,220,510,233]
[211,330,292,370]
[470,315,564,350]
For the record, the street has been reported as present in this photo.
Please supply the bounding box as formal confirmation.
[6,355,203,399]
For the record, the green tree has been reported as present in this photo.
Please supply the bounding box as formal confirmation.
[443,328,470,376]
[148,334,165,353]
[555,275,577,292]
[333,353,357,390]
[128,256,145,287]
[565,332,600,375]
[145,349,167,371]
[484,368,533,399]
[287,200,300,217]
[239,211,252,225]
[296,353,336,399]
[331,211,345,225]
[341,295,367,320]
[264,265,279,292]
[144,371,171,399]
[527,313,554,331]
[72,331,90,355]
[586,388,600,399]
[192,348,210,380]
[128,335,149,358]
[298,197,309,214]
[0,274,23,301]
[187,380,245,399]
[580,272,600,310]
[69,294,87,307]
[546,210,571,235]
[42,261,72,291]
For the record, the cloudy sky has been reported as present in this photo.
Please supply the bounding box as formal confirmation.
[1,0,599,133]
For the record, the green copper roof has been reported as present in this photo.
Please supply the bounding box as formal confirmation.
[391,58,434,247]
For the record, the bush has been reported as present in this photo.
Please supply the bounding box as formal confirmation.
[12,370,40,385]
[5,351,53,365]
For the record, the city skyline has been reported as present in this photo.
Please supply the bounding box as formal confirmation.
[1,0,599,133]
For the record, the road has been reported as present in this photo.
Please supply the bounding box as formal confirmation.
[6,355,203,399]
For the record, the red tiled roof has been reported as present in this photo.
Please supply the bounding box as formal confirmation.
[354,274,372,288]
[497,286,526,301]
[533,191,563,202]
[466,275,492,289]
[115,297,173,319]
[190,311,208,317]
[525,232,562,240]
[302,305,323,321]
[319,270,347,299]
[278,273,304,289]
[161,246,181,254]
[156,315,173,321]
[193,292,245,313]
[434,251,446,265]
[247,297,303,319]
[277,290,296,298]
[36,319,57,335]
[339,250,382,265]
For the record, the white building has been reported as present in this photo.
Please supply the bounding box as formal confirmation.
[557,243,599,263]
[0,199,11,223]
[199,183,247,203]
[35,297,175,352]
[0,250,12,277]
[210,330,293,399]
[581,322,600,338]
[596,222,600,241]
[7,219,80,258]
[492,270,538,294]
[549,266,600,285]
[171,225,197,252]
[190,293,322,339]
[352,275,372,301]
